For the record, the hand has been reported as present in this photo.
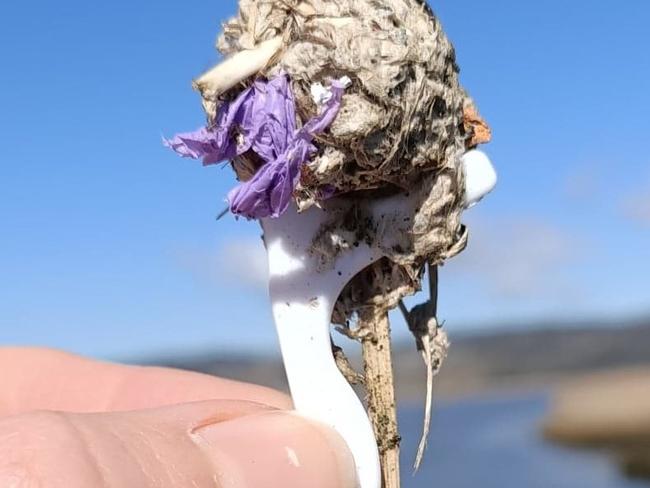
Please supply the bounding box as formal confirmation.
[0,348,357,488]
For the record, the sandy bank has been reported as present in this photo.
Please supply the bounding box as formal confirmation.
[544,367,650,479]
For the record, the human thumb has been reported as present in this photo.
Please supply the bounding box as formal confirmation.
[0,400,358,488]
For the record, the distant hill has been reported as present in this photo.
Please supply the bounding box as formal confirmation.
[143,316,650,400]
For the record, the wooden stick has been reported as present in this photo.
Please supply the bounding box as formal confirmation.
[359,307,401,488]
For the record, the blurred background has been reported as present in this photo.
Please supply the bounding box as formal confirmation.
[1,0,649,486]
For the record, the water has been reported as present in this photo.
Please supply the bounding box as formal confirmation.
[398,393,649,488]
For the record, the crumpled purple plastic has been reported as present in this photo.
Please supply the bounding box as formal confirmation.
[164,75,347,219]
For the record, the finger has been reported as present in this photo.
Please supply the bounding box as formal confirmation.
[0,401,357,488]
[0,347,291,416]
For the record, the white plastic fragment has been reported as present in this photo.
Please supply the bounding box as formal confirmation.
[462,149,498,208]
[311,83,333,105]
[261,194,436,488]
[311,77,352,105]
[261,150,497,488]
[263,204,383,488]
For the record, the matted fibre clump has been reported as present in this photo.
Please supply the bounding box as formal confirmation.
[180,0,490,319]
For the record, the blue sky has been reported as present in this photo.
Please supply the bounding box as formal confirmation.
[1,0,648,360]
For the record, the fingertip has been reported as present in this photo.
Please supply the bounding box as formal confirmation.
[0,347,292,414]
[193,410,358,488]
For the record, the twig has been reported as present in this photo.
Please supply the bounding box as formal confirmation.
[398,264,446,471]
[332,340,365,385]
[216,206,230,221]
[358,307,401,488]
[415,328,435,471]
